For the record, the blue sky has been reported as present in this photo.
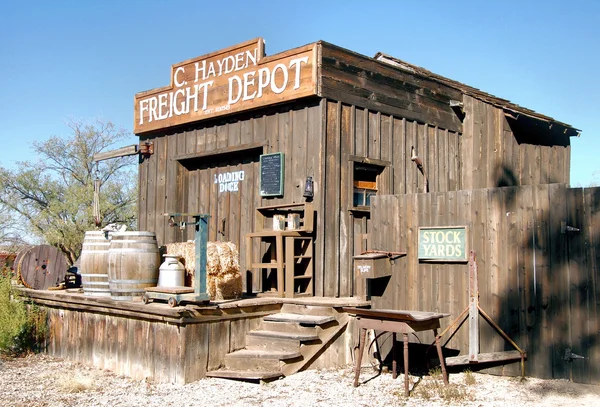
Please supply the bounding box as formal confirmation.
[1,0,598,185]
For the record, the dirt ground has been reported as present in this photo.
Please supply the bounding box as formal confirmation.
[1,353,600,407]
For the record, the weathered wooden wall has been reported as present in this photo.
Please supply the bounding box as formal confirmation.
[460,96,570,189]
[138,41,573,300]
[370,185,600,384]
[322,101,462,298]
[138,99,324,294]
[38,294,278,384]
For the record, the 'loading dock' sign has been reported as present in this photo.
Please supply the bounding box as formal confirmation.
[418,226,468,262]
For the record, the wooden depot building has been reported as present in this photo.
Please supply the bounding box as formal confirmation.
[135,37,577,299]
[27,37,591,386]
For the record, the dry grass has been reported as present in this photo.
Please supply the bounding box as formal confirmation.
[59,373,95,393]
[464,369,477,386]
[412,368,473,403]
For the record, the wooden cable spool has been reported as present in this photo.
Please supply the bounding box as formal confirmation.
[16,245,68,290]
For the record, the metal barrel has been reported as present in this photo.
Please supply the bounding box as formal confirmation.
[108,232,160,301]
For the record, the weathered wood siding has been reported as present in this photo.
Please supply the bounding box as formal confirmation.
[320,42,463,134]
[138,99,325,294]
[371,185,600,384]
[322,100,462,297]
[461,95,571,189]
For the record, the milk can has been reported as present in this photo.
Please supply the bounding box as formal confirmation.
[157,254,186,287]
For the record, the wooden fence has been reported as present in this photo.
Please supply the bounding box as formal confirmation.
[370,184,600,384]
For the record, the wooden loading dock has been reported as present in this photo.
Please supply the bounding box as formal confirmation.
[26,36,595,385]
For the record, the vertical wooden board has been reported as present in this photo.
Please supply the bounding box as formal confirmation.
[339,104,352,296]
[182,324,208,381]
[230,318,248,352]
[427,125,437,193]
[471,100,484,189]
[380,113,391,162]
[568,188,589,383]
[353,106,365,157]
[519,186,535,366]
[145,137,158,233]
[280,110,293,207]
[432,191,444,313]
[207,321,230,371]
[534,185,552,377]
[406,193,418,308]
[154,136,167,244]
[308,102,324,296]
[457,189,472,350]
[323,101,341,297]
[543,184,568,379]
[483,104,495,187]
[392,118,406,194]
[368,110,381,159]
[138,145,150,231]
[585,187,600,383]
[165,136,178,244]
[437,128,448,193]
[418,124,427,193]
[460,96,474,190]
[418,192,430,313]
[406,120,418,194]
[447,131,457,192]
[292,107,309,204]
[488,187,503,353]
[392,195,405,311]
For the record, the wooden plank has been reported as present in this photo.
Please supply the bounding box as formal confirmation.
[547,184,568,379]
[392,117,405,194]
[585,187,600,383]
[445,350,524,366]
[323,100,341,297]
[460,96,475,190]
[568,188,588,383]
[339,103,352,297]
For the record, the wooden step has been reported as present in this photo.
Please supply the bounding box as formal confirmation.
[263,312,336,326]
[280,303,340,316]
[258,320,319,335]
[247,330,319,342]
[245,330,319,351]
[226,348,302,360]
[205,369,283,381]
[224,348,302,371]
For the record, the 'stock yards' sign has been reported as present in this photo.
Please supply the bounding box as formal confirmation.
[134,38,317,133]
[418,226,468,262]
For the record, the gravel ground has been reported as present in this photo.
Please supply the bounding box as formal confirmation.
[1,353,600,407]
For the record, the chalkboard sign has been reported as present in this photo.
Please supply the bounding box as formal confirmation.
[260,152,284,196]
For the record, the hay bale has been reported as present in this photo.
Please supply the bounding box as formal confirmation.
[164,240,242,301]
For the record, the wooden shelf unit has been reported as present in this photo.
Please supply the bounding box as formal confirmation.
[245,203,314,298]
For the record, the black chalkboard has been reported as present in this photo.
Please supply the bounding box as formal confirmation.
[260,152,284,197]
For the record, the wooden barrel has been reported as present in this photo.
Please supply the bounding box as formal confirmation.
[79,231,111,296]
[108,232,160,301]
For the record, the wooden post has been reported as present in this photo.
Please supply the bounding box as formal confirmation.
[468,250,479,362]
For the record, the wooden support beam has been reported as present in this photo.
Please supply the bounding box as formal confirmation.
[93,144,139,162]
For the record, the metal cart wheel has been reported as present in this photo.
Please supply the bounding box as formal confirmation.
[168,297,178,307]
[141,293,150,304]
